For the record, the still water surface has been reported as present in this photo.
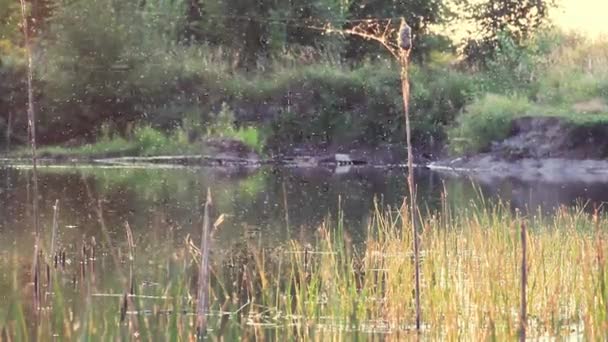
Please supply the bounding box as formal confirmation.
[0,164,607,336]
[2,165,607,249]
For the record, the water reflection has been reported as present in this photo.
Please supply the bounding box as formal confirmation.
[1,165,608,337]
[2,165,608,252]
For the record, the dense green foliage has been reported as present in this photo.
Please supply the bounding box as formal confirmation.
[450,33,608,154]
[463,0,555,65]
[2,0,593,157]
[449,94,532,154]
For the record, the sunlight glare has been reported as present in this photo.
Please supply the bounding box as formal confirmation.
[553,0,608,37]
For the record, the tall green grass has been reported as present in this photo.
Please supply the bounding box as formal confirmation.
[14,125,199,158]
[449,33,608,154]
[2,198,607,339]
[448,94,532,154]
[258,201,608,340]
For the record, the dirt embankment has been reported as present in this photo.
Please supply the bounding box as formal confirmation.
[431,117,608,183]
[492,117,608,160]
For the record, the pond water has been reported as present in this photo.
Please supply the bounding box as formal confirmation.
[2,165,607,248]
[1,164,607,337]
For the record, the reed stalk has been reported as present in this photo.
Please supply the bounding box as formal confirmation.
[399,28,421,332]
[322,16,422,332]
[197,189,212,337]
[19,0,41,308]
[5,111,12,155]
[520,222,527,341]
[50,200,60,259]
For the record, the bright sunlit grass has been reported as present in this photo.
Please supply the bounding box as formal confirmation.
[2,198,607,339]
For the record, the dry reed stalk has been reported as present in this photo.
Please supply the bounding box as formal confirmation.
[197,189,213,337]
[50,200,60,259]
[19,0,41,308]
[79,173,125,281]
[400,46,421,334]
[282,181,290,231]
[593,208,607,331]
[120,292,128,323]
[320,17,421,331]
[125,222,135,296]
[520,222,527,342]
[125,222,135,260]
[5,111,11,154]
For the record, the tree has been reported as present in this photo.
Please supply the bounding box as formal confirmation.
[38,0,189,142]
[343,0,457,62]
[183,0,274,68]
[185,0,349,68]
[0,0,21,49]
[464,0,556,65]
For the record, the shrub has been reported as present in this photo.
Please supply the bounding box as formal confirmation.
[0,58,26,147]
[448,94,532,154]
[37,0,198,141]
[410,65,479,144]
[263,61,405,150]
[230,126,265,154]
[206,104,267,154]
[133,125,170,156]
[535,35,608,104]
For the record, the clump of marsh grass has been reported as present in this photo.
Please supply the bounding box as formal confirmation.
[255,200,608,340]
[2,195,608,340]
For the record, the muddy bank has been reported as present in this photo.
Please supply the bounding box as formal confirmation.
[8,138,431,170]
[492,116,608,160]
[431,156,608,183]
[432,116,608,183]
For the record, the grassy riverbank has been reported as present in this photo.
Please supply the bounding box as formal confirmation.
[449,35,608,154]
[9,115,266,159]
[2,199,607,339]
[3,31,607,160]
[2,0,607,158]
[2,0,608,160]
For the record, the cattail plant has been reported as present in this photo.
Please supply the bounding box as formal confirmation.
[322,16,421,331]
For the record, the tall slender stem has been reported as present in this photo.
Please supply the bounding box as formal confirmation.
[6,111,12,155]
[520,222,527,341]
[400,51,421,332]
[20,0,40,306]
[197,189,212,337]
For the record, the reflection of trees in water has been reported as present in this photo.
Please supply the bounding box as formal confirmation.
[0,169,12,228]
[1,166,415,250]
[467,176,608,214]
[5,166,607,255]
[266,167,410,243]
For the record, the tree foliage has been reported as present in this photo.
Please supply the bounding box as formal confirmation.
[0,0,562,147]
[0,0,22,59]
[182,0,457,66]
[344,0,456,60]
[464,0,556,65]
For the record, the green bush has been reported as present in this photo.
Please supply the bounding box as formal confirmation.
[446,32,608,156]
[27,124,200,158]
[448,94,532,154]
[38,0,199,140]
[0,58,26,147]
[535,35,608,104]
[133,125,171,156]
[206,104,267,154]
[262,62,405,150]
[410,65,479,144]
[231,126,265,154]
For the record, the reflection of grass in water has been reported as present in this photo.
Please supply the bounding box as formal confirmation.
[2,199,608,339]
[34,166,267,208]
[238,172,265,197]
